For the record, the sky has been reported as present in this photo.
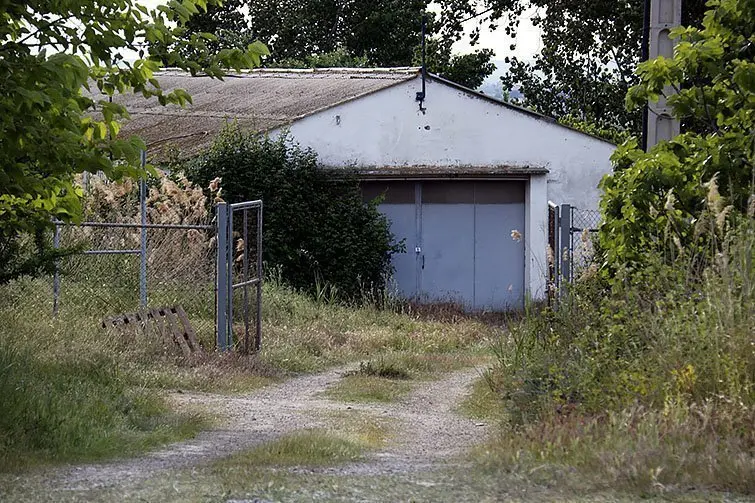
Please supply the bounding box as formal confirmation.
[452,5,542,63]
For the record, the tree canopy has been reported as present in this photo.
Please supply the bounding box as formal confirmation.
[599,0,754,272]
[437,0,708,135]
[0,0,267,281]
[173,0,496,89]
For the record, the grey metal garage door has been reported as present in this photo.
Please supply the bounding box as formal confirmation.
[362,180,525,311]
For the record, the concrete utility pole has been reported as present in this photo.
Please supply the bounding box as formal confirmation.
[645,0,683,148]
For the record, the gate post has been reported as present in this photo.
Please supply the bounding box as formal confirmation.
[53,222,61,317]
[139,150,148,308]
[559,203,572,287]
[216,202,230,351]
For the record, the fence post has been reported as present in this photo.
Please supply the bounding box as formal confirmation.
[139,150,148,308]
[227,207,235,349]
[559,203,572,287]
[216,202,229,351]
[53,222,60,317]
[255,202,263,352]
[552,203,560,292]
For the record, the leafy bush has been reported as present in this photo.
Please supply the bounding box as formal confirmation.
[185,127,398,299]
[480,3,754,491]
[599,0,754,272]
[485,220,754,491]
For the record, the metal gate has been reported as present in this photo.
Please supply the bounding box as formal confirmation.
[216,200,263,353]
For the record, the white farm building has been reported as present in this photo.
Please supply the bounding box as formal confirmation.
[114,67,617,310]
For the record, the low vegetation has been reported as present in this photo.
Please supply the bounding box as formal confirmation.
[325,376,413,404]
[0,269,498,471]
[214,430,365,469]
[0,302,207,471]
[258,275,495,373]
[475,217,754,495]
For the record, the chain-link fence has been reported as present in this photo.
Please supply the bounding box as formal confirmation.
[570,208,601,277]
[548,203,601,296]
[0,171,267,353]
[51,220,217,346]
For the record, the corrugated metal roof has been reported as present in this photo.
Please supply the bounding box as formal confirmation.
[99,68,419,158]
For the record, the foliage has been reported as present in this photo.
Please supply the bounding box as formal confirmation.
[416,37,496,89]
[600,0,755,271]
[272,48,369,70]
[0,299,205,470]
[557,115,631,145]
[437,0,707,135]
[479,4,754,490]
[0,0,268,284]
[185,127,398,299]
[153,0,259,68]
[0,230,68,285]
[175,0,495,88]
[483,221,754,492]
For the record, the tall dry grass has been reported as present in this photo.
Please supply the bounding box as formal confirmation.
[478,209,754,494]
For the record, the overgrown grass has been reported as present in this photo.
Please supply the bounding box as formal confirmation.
[259,277,497,373]
[325,375,414,403]
[459,372,503,421]
[214,430,365,469]
[0,264,498,470]
[327,352,490,404]
[0,306,206,471]
[479,223,755,495]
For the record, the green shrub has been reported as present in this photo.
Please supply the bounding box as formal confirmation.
[482,221,754,492]
[185,127,399,299]
[497,222,753,420]
[599,0,754,273]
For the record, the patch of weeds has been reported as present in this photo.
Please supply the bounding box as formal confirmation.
[459,372,504,421]
[214,430,364,469]
[258,278,503,374]
[322,410,393,448]
[324,375,414,403]
[125,352,281,394]
[345,358,411,380]
[473,403,755,496]
[0,339,207,471]
[387,351,491,378]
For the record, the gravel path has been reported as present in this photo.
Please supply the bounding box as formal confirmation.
[19,364,491,495]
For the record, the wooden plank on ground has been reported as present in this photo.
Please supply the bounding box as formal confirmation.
[163,307,192,357]
[150,307,169,347]
[174,305,203,354]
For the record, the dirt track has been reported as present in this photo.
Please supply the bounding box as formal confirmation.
[14,365,490,499]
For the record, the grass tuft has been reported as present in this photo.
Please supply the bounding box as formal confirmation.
[214,430,364,469]
[324,375,414,403]
[345,358,411,380]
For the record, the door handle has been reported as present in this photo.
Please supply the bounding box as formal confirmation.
[422,254,425,270]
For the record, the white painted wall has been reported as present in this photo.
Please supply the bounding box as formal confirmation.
[269,75,616,299]
[272,76,616,211]
[525,174,549,299]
